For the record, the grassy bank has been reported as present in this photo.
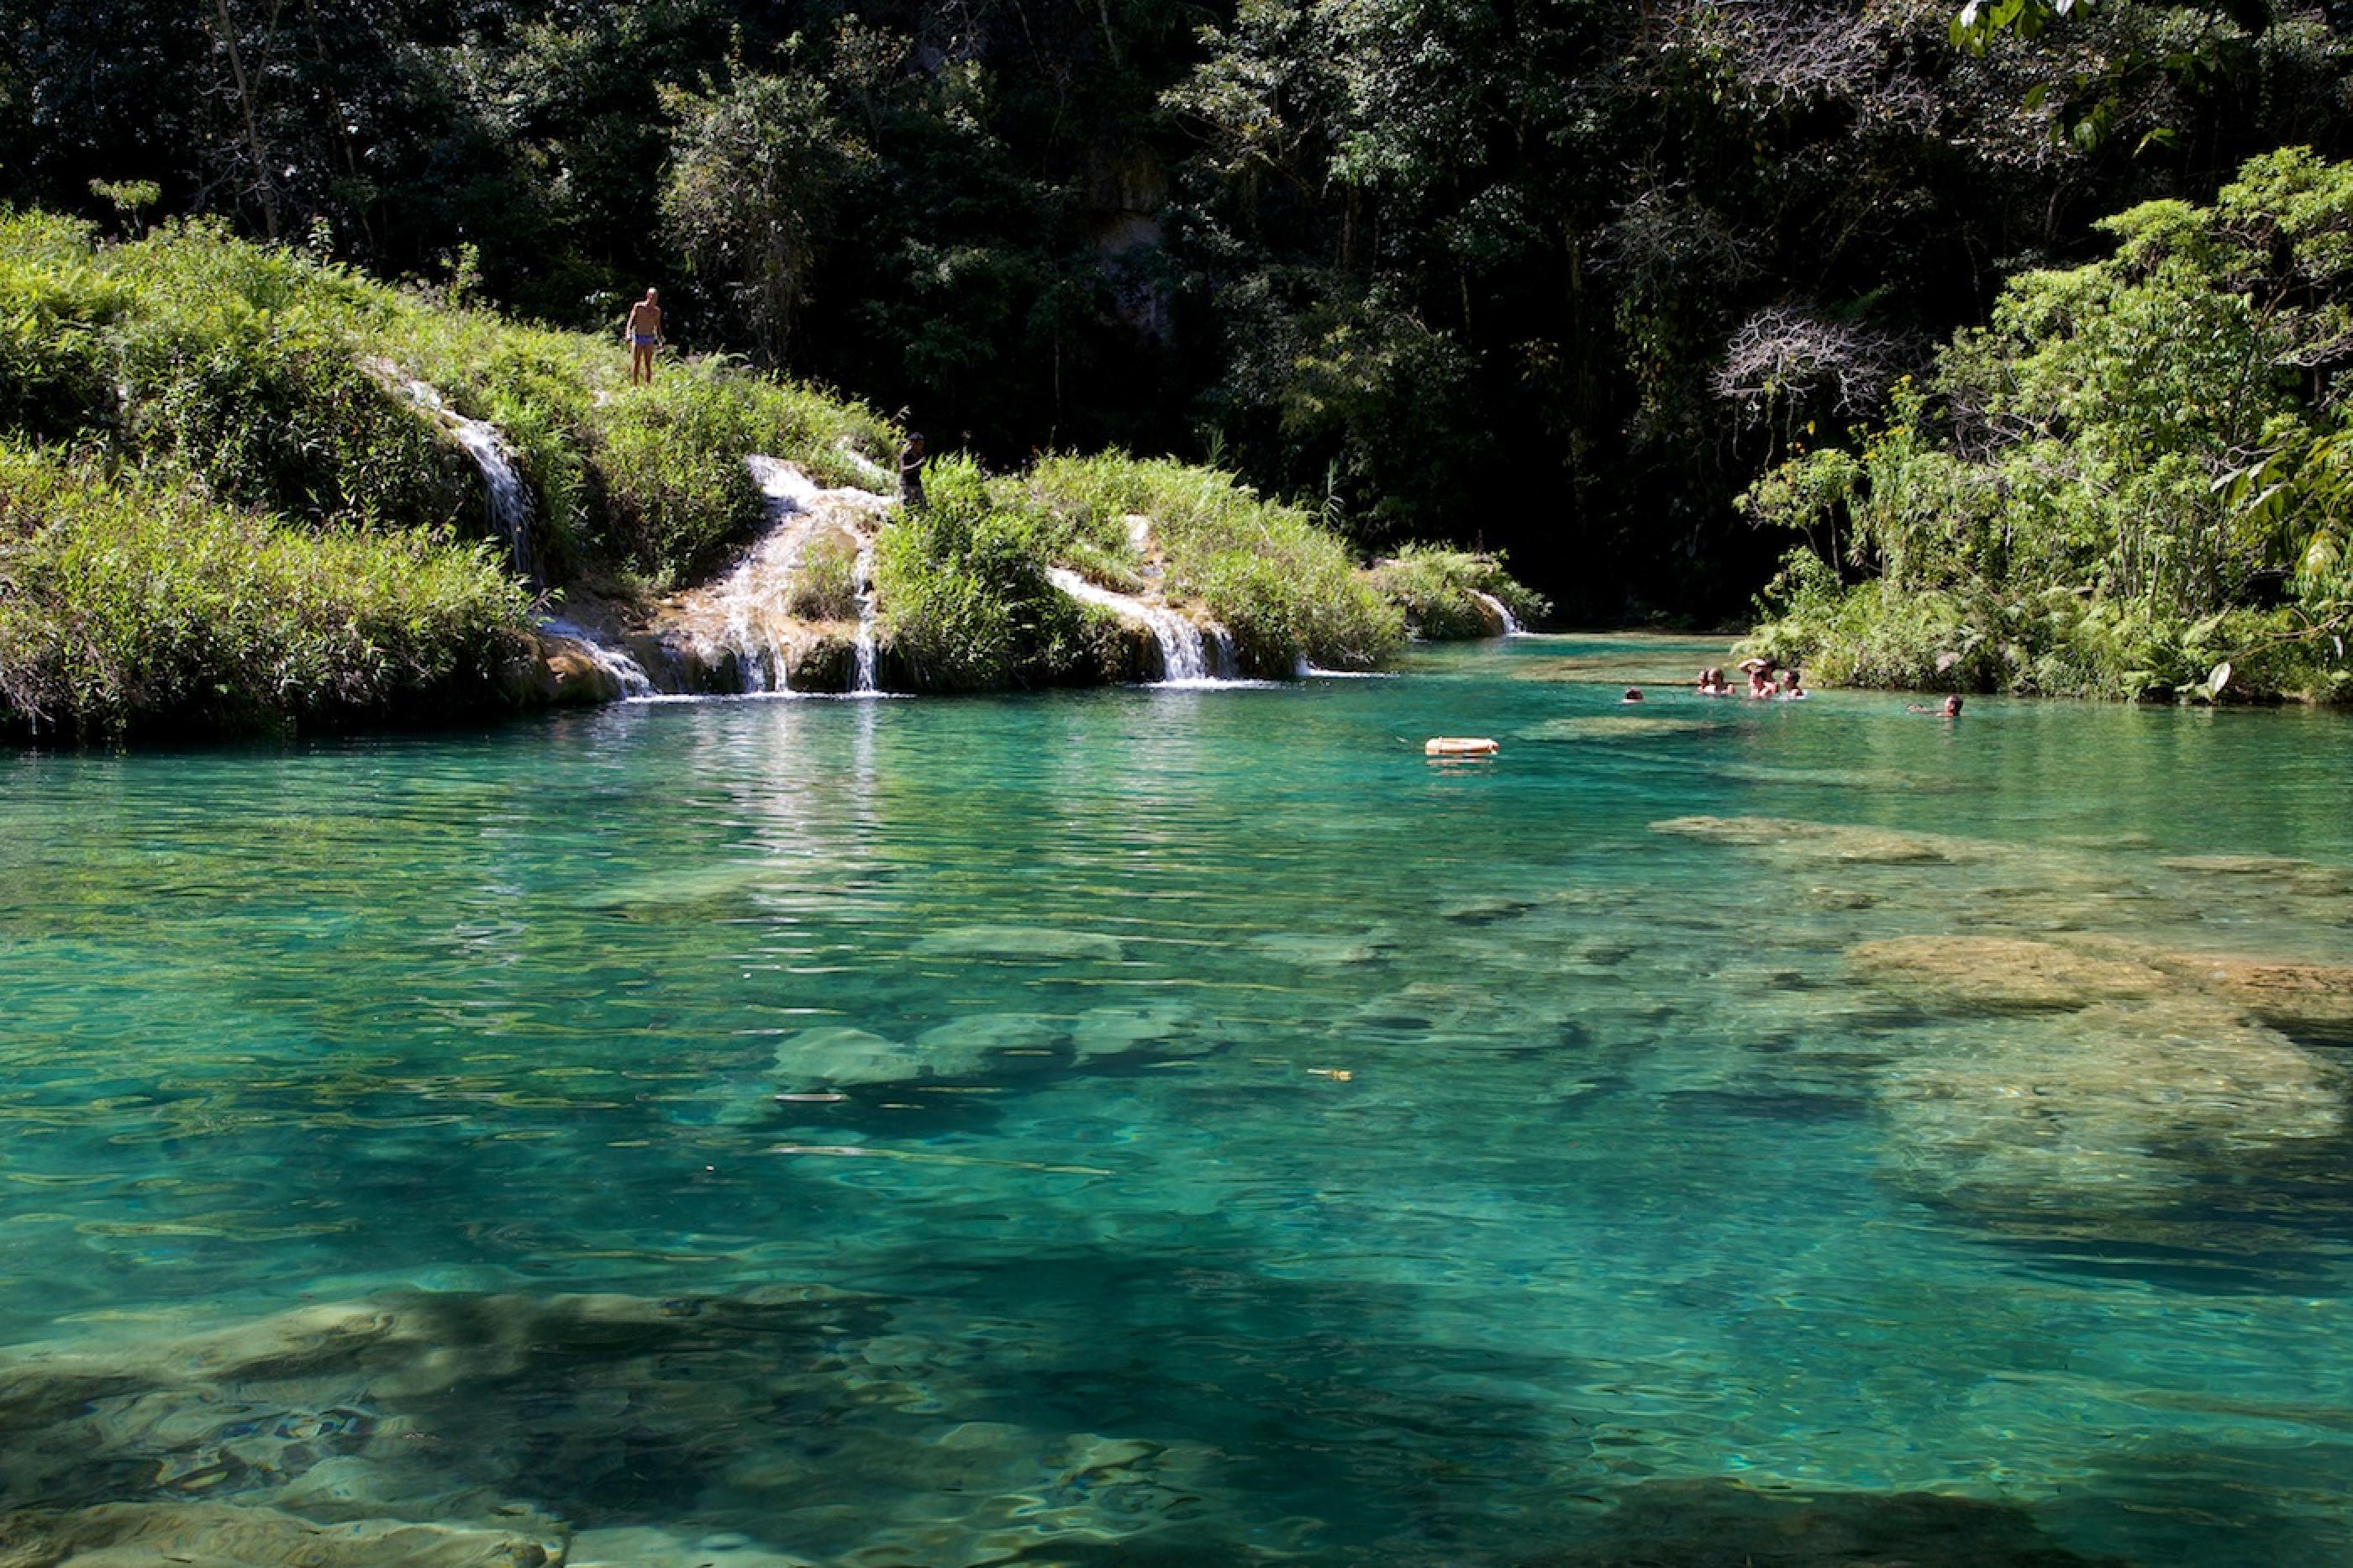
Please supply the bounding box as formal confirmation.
[1364,545,1551,640]
[0,445,528,736]
[0,212,1540,729]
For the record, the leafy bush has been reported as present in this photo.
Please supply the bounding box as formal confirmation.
[1013,451,1404,671]
[873,456,1123,689]
[0,445,529,737]
[1366,545,1551,638]
[1744,150,2353,702]
[789,534,862,620]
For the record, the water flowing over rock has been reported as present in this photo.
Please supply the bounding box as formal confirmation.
[1045,567,1240,684]
[1471,589,1524,636]
[389,378,540,587]
[850,533,881,695]
[535,617,654,699]
[652,458,891,695]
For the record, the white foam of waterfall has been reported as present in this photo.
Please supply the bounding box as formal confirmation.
[1471,589,1528,637]
[1045,567,1266,687]
[539,616,655,697]
[1293,655,1392,678]
[699,457,828,692]
[397,381,539,585]
[664,456,893,696]
[850,534,882,694]
[1203,625,1240,680]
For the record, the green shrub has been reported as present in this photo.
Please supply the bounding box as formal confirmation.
[1745,547,2350,702]
[1365,544,1552,638]
[0,445,530,736]
[1013,451,1404,671]
[874,456,1120,689]
[790,534,862,620]
[584,370,766,582]
[1745,150,2353,702]
[0,214,898,592]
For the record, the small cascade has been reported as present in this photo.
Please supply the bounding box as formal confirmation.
[1203,624,1239,680]
[1045,567,1224,684]
[397,380,540,586]
[850,534,881,694]
[699,457,824,692]
[539,616,655,697]
[654,455,891,694]
[1471,589,1527,637]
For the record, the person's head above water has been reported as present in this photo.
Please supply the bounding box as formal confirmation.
[1623,687,1644,702]
[1943,694,1963,717]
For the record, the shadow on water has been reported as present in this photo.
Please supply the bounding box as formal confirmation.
[1515,1478,2119,1565]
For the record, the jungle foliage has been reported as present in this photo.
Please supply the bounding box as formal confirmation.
[0,214,1447,728]
[14,0,2347,618]
[1743,148,2353,701]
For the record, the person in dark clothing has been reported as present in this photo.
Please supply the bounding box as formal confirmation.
[898,432,928,508]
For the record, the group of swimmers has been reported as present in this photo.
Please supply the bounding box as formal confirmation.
[1623,658,1805,703]
[1708,657,1807,700]
[1618,658,1966,716]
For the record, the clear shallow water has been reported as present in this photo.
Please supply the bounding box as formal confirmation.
[3,636,2351,1565]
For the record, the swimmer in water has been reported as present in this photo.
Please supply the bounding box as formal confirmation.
[1907,694,1964,717]
[1623,687,1645,702]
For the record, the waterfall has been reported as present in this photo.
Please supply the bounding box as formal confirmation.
[1203,624,1239,680]
[698,457,824,692]
[1045,567,1228,684]
[850,534,881,694]
[539,616,655,697]
[1471,589,1526,637]
[396,380,540,585]
[652,456,892,695]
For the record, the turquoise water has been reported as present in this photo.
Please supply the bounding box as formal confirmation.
[3,636,2351,1564]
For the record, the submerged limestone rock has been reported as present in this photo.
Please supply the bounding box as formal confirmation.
[1855,927,2353,1039]
[912,1013,1064,1055]
[2156,852,2351,894]
[1070,1003,1209,1061]
[1652,814,1984,864]
[1845,935,2169,1012]
[569,1525,812,1567]
[0,1286,886,1556]
[1556,1477,2108,1566]
[2140,950,2353,1038]
[910,925,1125,962]
[774,1027,947,1087]
[0,1501,553,1567]
[1519,716,1716,740]
[775,1013,1103,1087]
[1875,997,2341,1209]
[1247,930,1395,967]
[1437,893,1540,925]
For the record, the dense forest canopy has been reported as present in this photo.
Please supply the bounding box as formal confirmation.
[7,0,2351,617]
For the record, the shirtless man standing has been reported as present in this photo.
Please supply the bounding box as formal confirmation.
[625,289,664,385]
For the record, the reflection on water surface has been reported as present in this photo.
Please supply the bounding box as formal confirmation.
[2,636,2350,1564]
